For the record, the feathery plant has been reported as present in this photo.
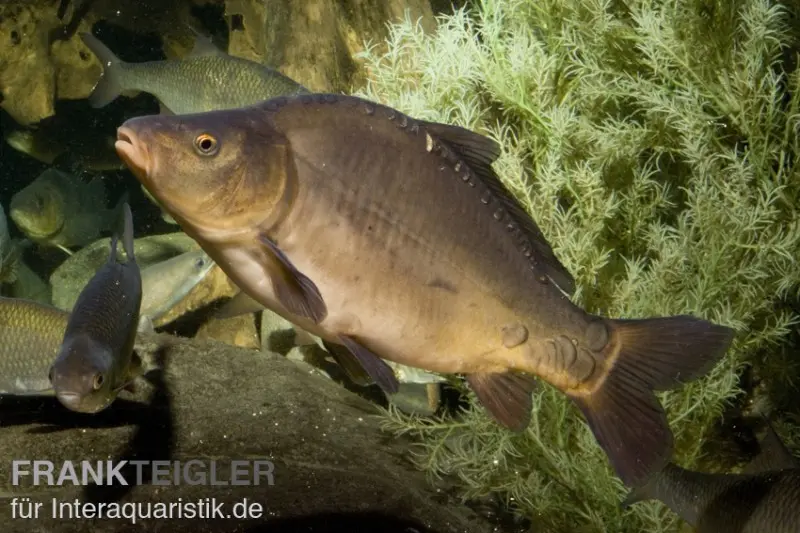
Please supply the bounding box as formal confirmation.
[353,1,800,531]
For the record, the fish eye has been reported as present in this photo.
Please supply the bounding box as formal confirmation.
[92,373,105,390]
[195,257,207,268]
[194,133,219,156]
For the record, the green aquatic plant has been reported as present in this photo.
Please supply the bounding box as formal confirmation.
[352,0,800,531]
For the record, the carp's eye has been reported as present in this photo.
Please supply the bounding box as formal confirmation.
[92,373,105,390]
[194,133,219,156]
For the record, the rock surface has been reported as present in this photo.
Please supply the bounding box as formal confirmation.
[0,333,490,533]
[156,262,238,328]
[1,0,436,127]
[195,313,260,349]
[0,2,99,125]
[224,0,436,93]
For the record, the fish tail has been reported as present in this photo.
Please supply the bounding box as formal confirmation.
[571,315,734,487]
[80,32,126,108]
[620,462,678,509]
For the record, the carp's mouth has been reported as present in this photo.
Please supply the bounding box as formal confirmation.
[115,126,152,185]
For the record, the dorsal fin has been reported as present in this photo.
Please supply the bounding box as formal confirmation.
[742,419,799,474]
[186,25,224,58]
[421,121,575,295]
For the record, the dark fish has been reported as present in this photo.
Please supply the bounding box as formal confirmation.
[113,93,735,487]
[4,125,124,171]
[623,422,800,532]
[49,203,143,413]
[9,168,124,256]
[0,297,70,395]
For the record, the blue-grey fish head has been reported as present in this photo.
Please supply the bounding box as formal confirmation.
[49,334,117,414]
[114,106,291,240]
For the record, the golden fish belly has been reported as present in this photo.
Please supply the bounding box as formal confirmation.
[258,182,596,385]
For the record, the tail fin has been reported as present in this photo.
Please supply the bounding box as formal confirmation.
[80,32,125,108]
[572,316,734,487]
[620,462,677,510]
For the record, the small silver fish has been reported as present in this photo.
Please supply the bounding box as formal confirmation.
[80,31,308,115]
[49,203,143,413]
[139,249,215,324]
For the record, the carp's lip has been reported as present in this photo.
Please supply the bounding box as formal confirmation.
[54,391,82,410]
[115,126,151,181]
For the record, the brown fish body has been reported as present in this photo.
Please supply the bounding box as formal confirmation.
[163,98,591,378]
[116,93,735,487]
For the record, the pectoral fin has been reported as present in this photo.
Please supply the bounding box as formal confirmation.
[337,335,399,395]
[137,315,155,334]
[258,234,327,323]
[121,351,144,392]
[55,243,73,256]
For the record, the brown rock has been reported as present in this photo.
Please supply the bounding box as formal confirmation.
[224,0,436,93]
[0,333,493,532]
[195,313,260,349]
[153,261,239,328]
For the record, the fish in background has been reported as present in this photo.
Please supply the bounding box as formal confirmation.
[0,297,70,395]
[139,249,215,325]
[623,421,800,532]
[79,31,309,116]
[140,183,178,225]
[9,168,124,256]
[0,202,21,285]
[114,93,735,488]
[7,261,53,305]
[49,203,143,413]
[3,126,123,171]
[80,30,309,219]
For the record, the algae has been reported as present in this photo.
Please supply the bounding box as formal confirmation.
[353,1,800,531]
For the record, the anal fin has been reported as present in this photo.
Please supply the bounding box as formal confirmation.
[337,335,399,395]
[743,418,799,474]
[466,372,537,432]
[322,340,372,386]
[258,234,327,323]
